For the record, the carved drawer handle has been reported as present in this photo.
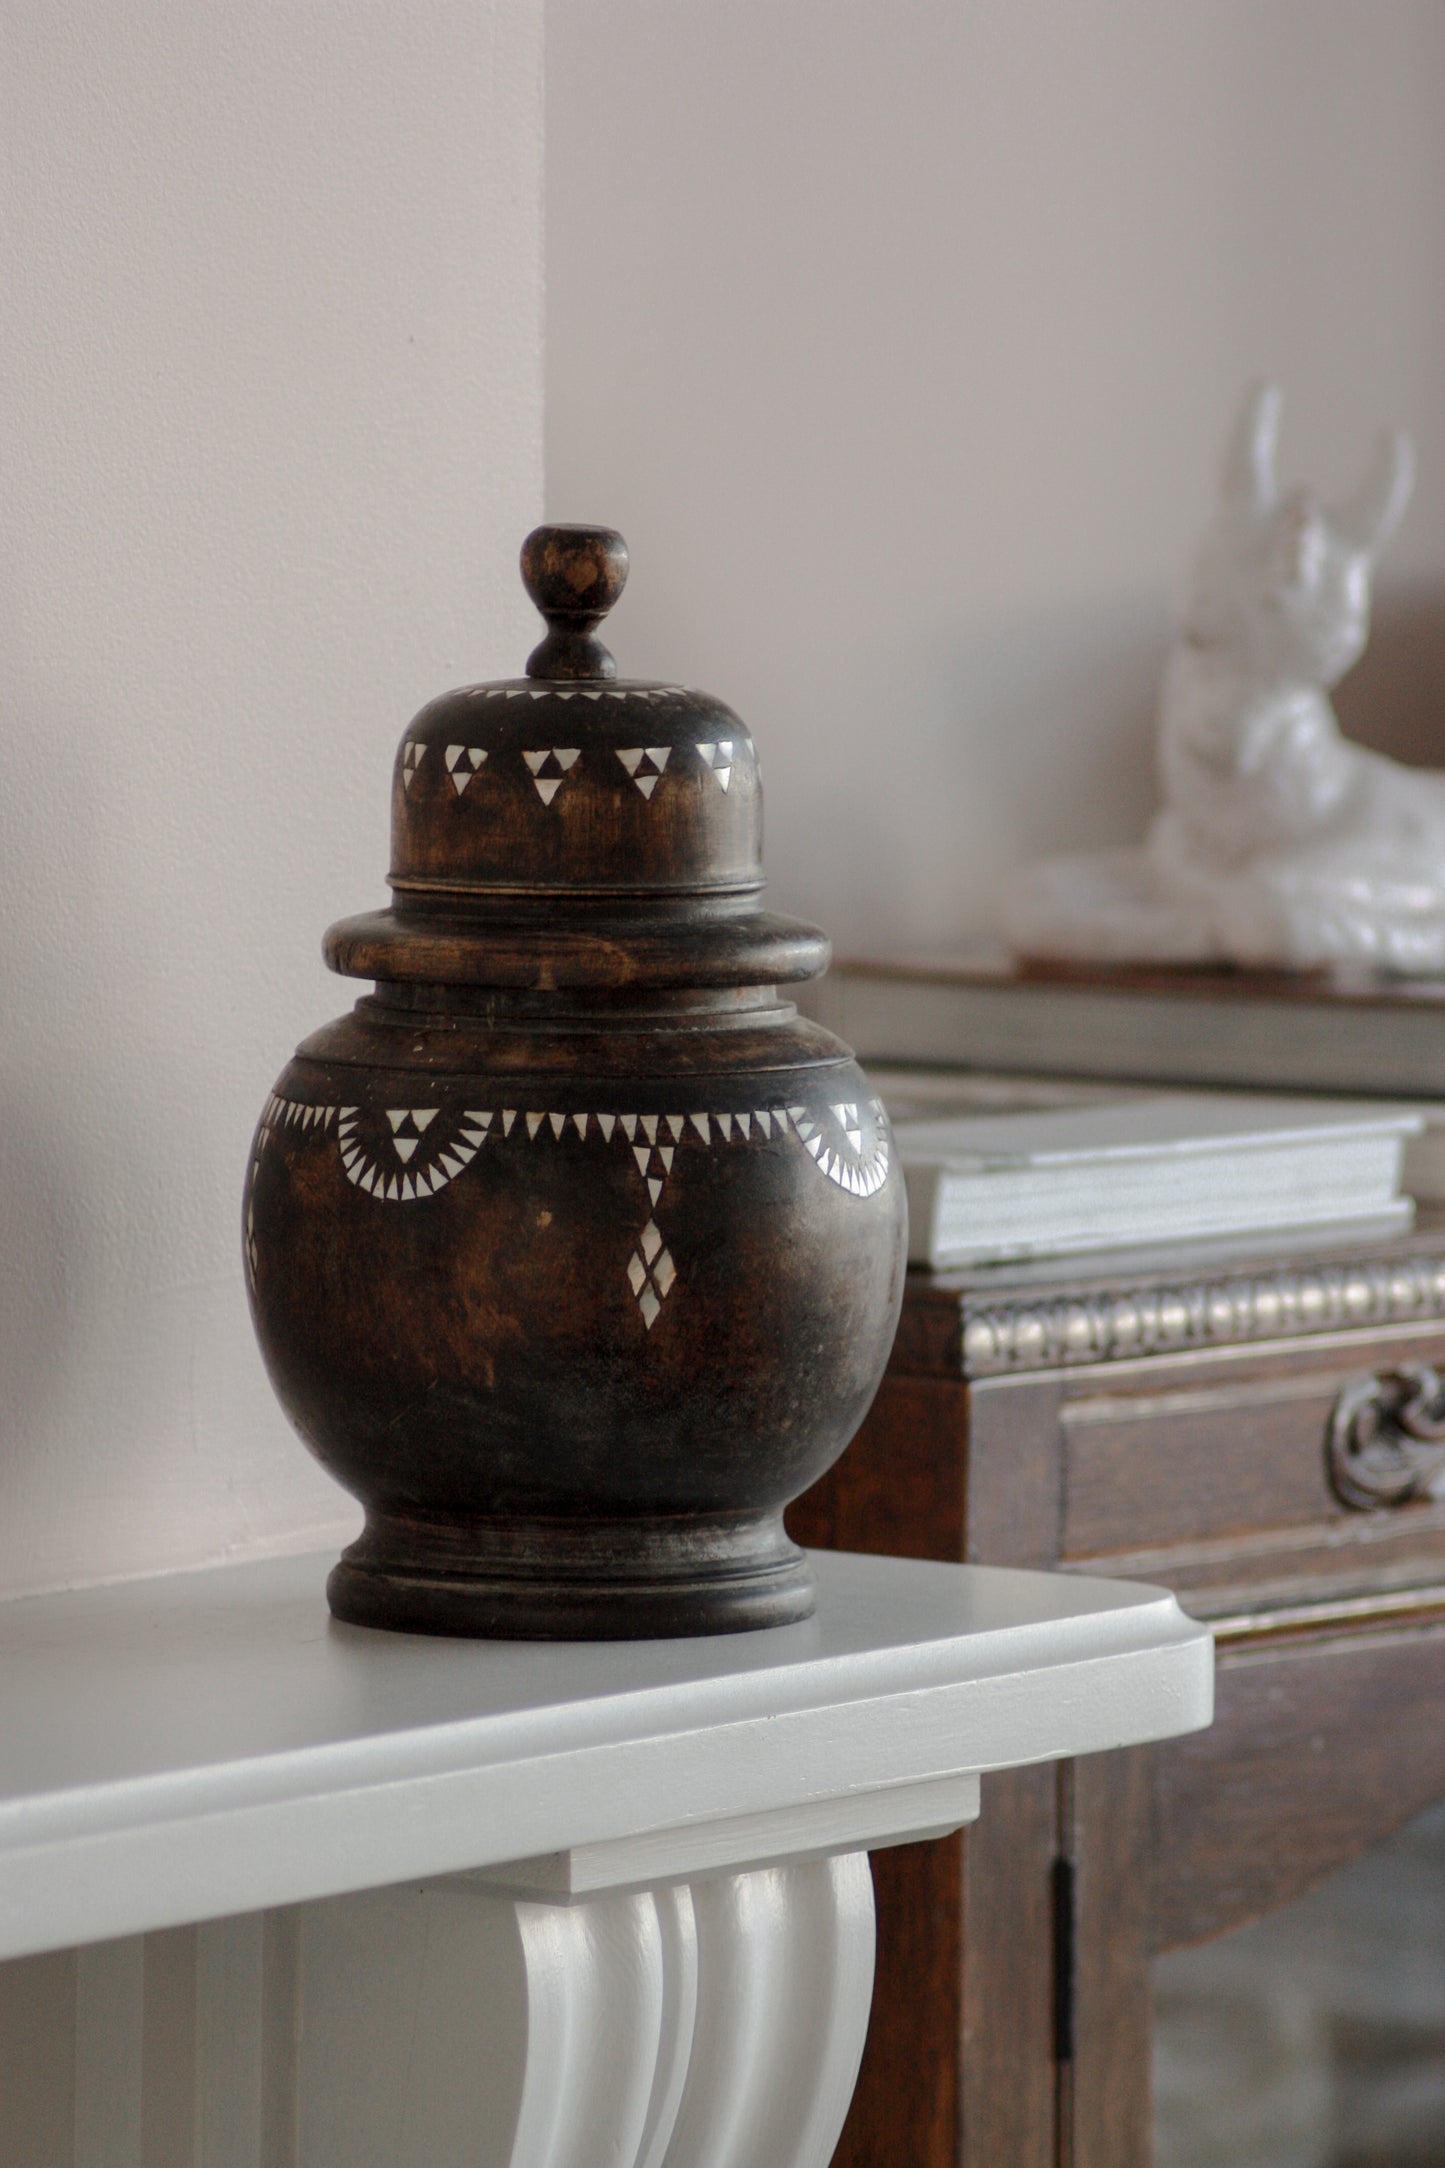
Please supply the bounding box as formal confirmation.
[1328,1364,1445,1511]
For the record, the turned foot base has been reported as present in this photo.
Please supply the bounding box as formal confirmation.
[326,1511,816,1639]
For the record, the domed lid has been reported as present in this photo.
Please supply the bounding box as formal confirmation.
[324,526,826,997]
[389,526,760,902]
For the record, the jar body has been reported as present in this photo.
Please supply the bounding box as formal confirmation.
[244,990,906,1637]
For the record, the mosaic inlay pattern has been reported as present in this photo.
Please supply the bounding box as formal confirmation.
[444,745,488,795]
[249,1093,891,1330]
[399,730,745,805]
[521,746,581,805]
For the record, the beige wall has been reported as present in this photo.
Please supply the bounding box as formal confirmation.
[0,3,544,1593]
[545,0,1445,951]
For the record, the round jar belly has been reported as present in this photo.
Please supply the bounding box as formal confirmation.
[244,1046,904,1637]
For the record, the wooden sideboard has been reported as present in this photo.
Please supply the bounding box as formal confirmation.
[790,1216,1445,2168]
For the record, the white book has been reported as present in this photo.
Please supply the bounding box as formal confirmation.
[892,1093,1421,1269]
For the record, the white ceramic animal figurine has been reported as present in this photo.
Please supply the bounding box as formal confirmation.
[1003,384,1445,973]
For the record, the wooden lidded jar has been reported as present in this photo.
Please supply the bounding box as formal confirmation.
[245,526,905,1637]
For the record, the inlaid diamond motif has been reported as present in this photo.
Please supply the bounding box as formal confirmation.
[628,1220,677,1331]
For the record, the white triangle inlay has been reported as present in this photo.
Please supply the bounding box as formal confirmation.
[386,1110,407,1131]
[633,1146,651,1175]
[636,775,658,798]
[645,747,671,768]
[523,750,548,773]
[549,1113,566,1139]
[555,748,580,770]
[394,1137,418,1163]
[598,1114,616,1141]
[526,1112,545,1138]
[617,748,644,774]
[690,1113,710,1142]
[533,777,562,804]
[502,1110,517,1134]
[648,1179,663,1205]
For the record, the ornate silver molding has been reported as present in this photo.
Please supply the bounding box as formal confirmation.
[1327,1364,1445,1511]
[960,1252,1445,1376]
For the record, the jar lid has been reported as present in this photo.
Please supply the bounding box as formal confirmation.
[325,526,825,995]
[391,526,758,901]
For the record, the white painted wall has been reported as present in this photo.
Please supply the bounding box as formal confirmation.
[545,0,1445,952]
[1,3,544,1594]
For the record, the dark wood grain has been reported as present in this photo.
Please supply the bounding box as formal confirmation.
[1153,1624,1445,1953]
[788,1375,966,1564]
[1068,1748,1154,2168]
[1058,1340,1445,1559]
[964,1377,1065,1567]
[797,1246,1445,2168]
[831,1836,963,2168]
[961,1766,1058,2168]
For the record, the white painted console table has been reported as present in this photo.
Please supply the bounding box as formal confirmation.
[0,1546,1212,2166]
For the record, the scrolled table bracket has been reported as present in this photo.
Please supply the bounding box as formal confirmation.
[1327,1363,1445,1511]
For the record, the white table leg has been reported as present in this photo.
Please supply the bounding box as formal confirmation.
[316,1857,876,2168]
[0,1854,876,2166]
[661,1854,875,2168]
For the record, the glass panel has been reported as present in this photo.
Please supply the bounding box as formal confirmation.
[1153,1799,1445,2167]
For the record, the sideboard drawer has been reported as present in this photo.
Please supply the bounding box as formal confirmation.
[1055,1328,1445,1610]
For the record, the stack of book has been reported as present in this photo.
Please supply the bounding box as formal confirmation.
[886,1080,1419,1271]
[805,951,1445,1229]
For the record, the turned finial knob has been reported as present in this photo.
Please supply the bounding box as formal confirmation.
[521,524,629,680]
